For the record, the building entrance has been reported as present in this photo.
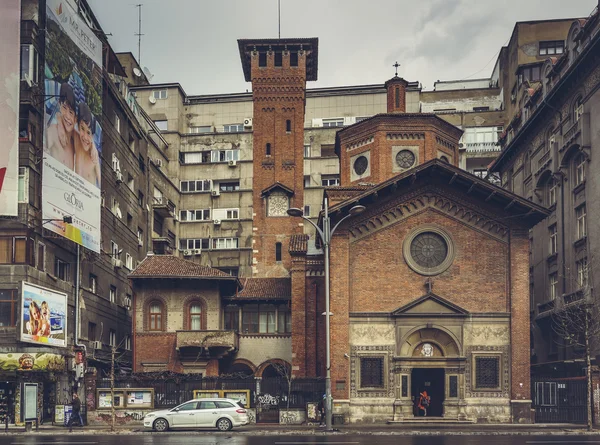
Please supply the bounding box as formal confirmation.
[411,368,444,417]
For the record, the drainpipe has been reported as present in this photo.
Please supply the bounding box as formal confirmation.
[74,245,87,373]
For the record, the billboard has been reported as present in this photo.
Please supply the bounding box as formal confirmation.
[0,0,21,216]
[21,282,67,347]
[42,0,102,253]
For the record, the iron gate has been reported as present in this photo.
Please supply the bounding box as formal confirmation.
[532,378,587,423]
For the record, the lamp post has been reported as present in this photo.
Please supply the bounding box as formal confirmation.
[288,198,365,431]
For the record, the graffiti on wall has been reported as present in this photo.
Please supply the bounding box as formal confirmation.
[257,394,279,405]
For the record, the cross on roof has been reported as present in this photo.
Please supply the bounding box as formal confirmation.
[393,61,401,77]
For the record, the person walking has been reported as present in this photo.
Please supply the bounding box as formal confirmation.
[418,390,430,417]
[67,392,83,432]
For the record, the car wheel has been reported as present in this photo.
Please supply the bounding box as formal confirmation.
[216,417,233,432]
[153,418,169,432]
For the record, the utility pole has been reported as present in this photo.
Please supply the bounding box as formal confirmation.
[110,345,115,432]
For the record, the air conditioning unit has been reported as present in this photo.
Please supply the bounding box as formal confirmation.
[211,190,220,197]
[138,239,143,247]
[155,159,163,168]
[243,118,253,128]
[183,249,193,256]
[112,258,122,269]
[228,160,237,167]
[115,171,123,183]
[23,73,33,88]
[213,219,221,225]
[92,341,103,350]
[191,249,201,255]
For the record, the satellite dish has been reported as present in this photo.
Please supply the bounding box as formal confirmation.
[133,67,142,77]
[143,67,154,82]
[149,95,157,104]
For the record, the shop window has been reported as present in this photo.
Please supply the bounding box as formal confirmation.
[360,357,384,388]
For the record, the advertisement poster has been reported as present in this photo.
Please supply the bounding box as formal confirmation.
[0,353,66,371]
[42,0,102,253]
[0,0,21,216]
[21,282,67,347]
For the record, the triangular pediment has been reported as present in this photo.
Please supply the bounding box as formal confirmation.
[391,292,468,316]
[260,182,294,198]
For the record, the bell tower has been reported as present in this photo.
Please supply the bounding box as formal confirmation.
[238,38,318,276]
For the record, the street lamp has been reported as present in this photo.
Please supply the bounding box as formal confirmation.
[288,198,365,431]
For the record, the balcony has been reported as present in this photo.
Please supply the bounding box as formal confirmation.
[537,299,555,317]
[561,113,590,152]
[464,142,501,158]
[563,290,585,306]
[176,330,239,359]
[152,196,175,218]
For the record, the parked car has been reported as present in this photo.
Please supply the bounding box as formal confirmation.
[143,398,249,432]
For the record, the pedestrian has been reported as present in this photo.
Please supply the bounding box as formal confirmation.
[317,394,326,426]
[418,390,430,417]
[67,392,83,432]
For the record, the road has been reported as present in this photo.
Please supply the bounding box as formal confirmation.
[5,435,600,445]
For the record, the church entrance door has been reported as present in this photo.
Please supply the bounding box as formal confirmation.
[411,368,445,417]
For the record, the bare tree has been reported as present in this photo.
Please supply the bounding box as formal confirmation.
[268,360,293,411]
[551,257,598,430]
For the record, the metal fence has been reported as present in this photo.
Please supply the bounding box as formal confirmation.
[531,378,587,424]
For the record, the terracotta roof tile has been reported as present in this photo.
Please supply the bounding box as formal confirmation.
[289,234,308,254]
[129,254,237,280]
[234,278,291,300]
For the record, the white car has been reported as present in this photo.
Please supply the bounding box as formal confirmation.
[143,398,249,432]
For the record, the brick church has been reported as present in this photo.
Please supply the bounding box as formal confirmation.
[130,37,549,423]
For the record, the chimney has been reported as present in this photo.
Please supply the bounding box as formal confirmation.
[385,76,408,113]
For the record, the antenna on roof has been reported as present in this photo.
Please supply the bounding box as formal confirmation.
[278,0,281,38]
[135,4,144,65]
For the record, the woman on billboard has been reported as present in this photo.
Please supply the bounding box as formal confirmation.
[45,82,76,170]
[74,102,101,188]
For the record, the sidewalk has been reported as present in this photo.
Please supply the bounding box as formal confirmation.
[1,422,598,435]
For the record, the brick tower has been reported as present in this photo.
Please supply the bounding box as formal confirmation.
[238,38,318,277]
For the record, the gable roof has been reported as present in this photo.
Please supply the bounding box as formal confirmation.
[328,159,550,228]
[392,292,469,316]
[230,278,291,301]
[129,254,240,285]
[260,182,295,198]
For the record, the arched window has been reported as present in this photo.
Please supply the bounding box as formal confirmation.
[286,120,291,132]
[149,301,163,331]
[189,302,202,330]
[574,97,584,122]
[547,177,558,207]
[266,143,271,156]
[574,153,586,186]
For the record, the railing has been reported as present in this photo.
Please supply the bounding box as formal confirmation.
[465,142,501,153]
[563,120,580,144]
[538,299,555,314]
[537,150,551,168]
[176,330,239,351]
[563,290,584,305]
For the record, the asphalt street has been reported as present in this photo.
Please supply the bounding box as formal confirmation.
[5,435,600,445]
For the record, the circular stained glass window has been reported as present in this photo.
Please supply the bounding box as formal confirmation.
[410,232,448,269]
[354,155,368,175]
[396,150,416,169]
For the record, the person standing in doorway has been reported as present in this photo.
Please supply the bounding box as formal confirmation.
[418,390,430,417]
[67,392,83,432]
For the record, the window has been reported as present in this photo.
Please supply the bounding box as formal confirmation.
[137,228,144,247]
[0,290,18,327]
[321,176,340,187]
[321,144,336,157]
[577,258,588,288]
[124,294,132,309]
[304,145,311,158]
[548,178,557,207]
[152,89,167,100]
[210,149,240,162]
[179,238,210,250]
[286,120,291,132]
[475,356,500,389]
[0,237,27,264]
[138,154,146,173]
[115,114,121,133]
[275,242,282,262]
[549,225,557,255]
[539,40,564,56]
[20,44,39,83]
[226,209,239,219]
[576,205,587,239]
[125,335,131,350]
[154,120,168,131]
[88,322,96,341]
[212,238,239,249]
[277,304,291,333]
[473,169,487,179]
[189,303,202,331]
[574,100,584,122]
[89,274,97,293]
[518,65,541,86]
[274,51,282,67]
[180,179,211,193]
[18,167,28,203]
[109,330,116,347]
[575,154,586,186]
[109,286,116,304]
[395,87,400,108]
[36,242,45,271]
[224,305,239,331]
[111,241,120,259]
[304,176,311,187]
[549,273,558,300]
[223,123,244,133]
[242,304,276,333]
[304,205,311,217]
[189,125,211,133]
[290,52,298,66]
[179,209,211,222]
[125,253,133,270]
[149,301,163,331]
[55,258,70,281]
[266,143,271,156]
[242,305,258,333]
[322,118,344,128]
[219,181,240,192]
[360,357,384,388]
[259,52,267,67]
[137,190,144,208]
[217,267,239,276]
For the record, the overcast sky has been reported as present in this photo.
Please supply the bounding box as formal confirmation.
[88,0,594,95]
